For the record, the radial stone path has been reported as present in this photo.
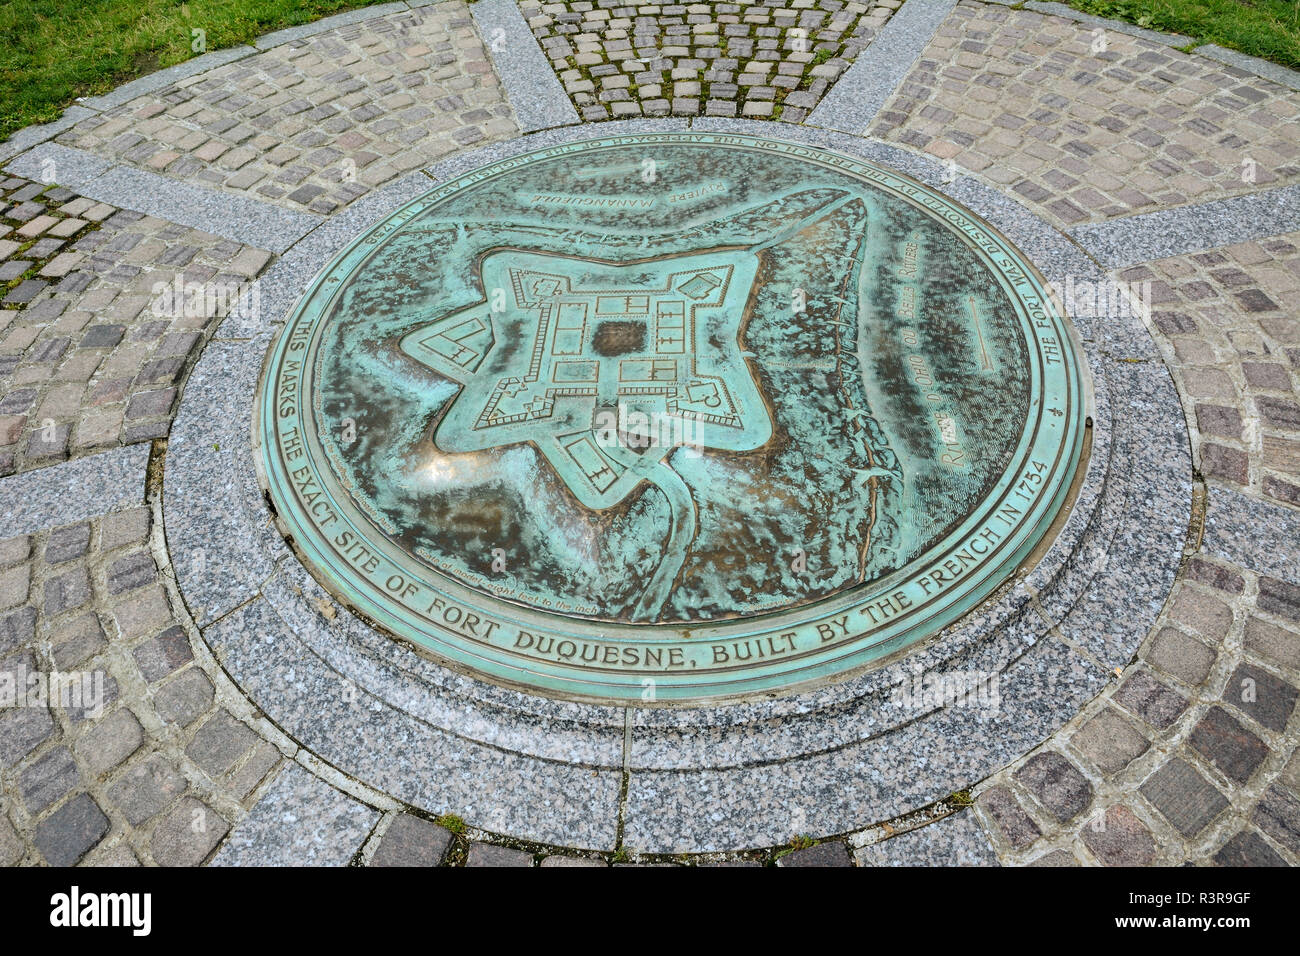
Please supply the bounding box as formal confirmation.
[1,0,1298,867]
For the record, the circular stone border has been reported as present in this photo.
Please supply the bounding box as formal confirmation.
[253,130,1090,706]
[162,119,1192,852]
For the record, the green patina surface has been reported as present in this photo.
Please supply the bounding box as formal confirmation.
[255,132,1087,704]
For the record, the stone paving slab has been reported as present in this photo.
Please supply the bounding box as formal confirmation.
[622,635,1109,853]
[854,809,999,865]
[162,335,288,627]
[211,761,378,866]
[0,108,99,165]
[0,446,148,539]
[202,596,624,848]
[1070,185,1300,269]
[475,0,578,130]
[8,144,320,254]
[1204,489,1300,584]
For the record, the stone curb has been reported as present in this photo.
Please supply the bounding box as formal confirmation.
[0,107,98,165]
[253,2,413,50]
[472,0,579,131]
[5,144,322,254]
[1197,43,1300,93]
[79,47,258,113]
[1067,184,1300,270]
[807,0,957,133]
[0,444,150,539]
[1021,1,1193,48]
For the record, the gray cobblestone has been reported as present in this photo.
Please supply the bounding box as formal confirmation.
[1190,706,1270,784]
[43,522,90,564]
[19,746,82,813]
[108,754,188,826]
[132,624,194,682]
[55,3,516,215]
[187,710,260,779]
[1252,785,1300,854]
[1140,757,1229,836]
[153,668,215,727]
[1071,707,1150,775]
[977,785,1042,848]
[34,792,109,866]
[466,841,534,866]
[1080,805,1156,866]
[0,813,21,865]
[777,840,854,866]
[1014,751,1093,823]
[522,0,895,121]
[1213,828,1286,866]
[371,813,454,867]
[75,706,144,775]
[150,796,229,865]
[1227,662,1298,732]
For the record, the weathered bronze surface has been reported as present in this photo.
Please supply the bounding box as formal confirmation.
[255,133,1087,703]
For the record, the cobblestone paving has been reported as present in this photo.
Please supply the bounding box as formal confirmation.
[1118,234,1300,509]
[0,507,284,866]
[2,0,1300,866]
[55,3,516,215]
[0,176,269,477]
[968,557,1300,866]
[521,0,897,122]
[949,227,1300,868]
[871,1,1300,228]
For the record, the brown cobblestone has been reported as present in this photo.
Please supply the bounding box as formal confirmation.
[1080,805,1156,866]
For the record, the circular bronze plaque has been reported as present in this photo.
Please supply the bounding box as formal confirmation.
[256,132,1087,703]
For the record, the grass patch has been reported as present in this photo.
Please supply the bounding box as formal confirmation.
[1061,0,1300,69]
[0,0,398,142]
[434,812,467,835]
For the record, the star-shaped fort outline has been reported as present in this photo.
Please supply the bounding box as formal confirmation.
[395,190,886,620]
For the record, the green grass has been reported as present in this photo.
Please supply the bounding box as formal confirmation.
[434,812,467,834]
[0,0,395,142]
[1062,0,1300,69]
